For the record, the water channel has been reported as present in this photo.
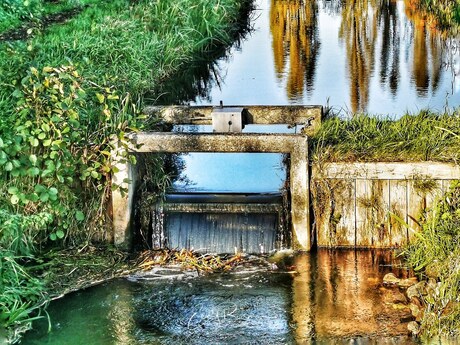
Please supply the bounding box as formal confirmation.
[23,250,416,344]
[24,0,460,343]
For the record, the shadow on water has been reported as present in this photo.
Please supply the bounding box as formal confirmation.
[23,250,423,344]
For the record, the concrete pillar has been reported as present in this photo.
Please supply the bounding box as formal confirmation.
[111,143,136,250]
[290,135,311,250]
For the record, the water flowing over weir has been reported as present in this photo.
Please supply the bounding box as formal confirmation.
[151,192,288,254]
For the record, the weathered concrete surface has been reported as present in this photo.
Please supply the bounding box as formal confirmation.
[312,162,460,248]
[163,203,282,214]
[314,162,460,180]
[113,132,310,251]
[144,105,322,136]
[111,146,138,250]
[131,132,304,153]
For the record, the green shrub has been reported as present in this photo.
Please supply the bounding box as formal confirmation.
[0,65,141,245]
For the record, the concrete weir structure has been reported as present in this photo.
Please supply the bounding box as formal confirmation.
[111,105,322,251]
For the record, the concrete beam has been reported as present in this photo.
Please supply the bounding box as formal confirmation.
[144,105,322,136]
[112,132,311,251]
[131,132,303,153]
[313,162,460,180]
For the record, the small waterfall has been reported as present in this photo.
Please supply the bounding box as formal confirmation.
[165,212,278,254]
[150,193,286,254]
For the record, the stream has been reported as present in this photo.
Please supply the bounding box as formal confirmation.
[23,0,460,343]
[22,250,416,344]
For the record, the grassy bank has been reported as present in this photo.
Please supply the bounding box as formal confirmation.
[408,0,460,28]
[310,110,460,163]
[0,0,251,342]
[403,182,460,339]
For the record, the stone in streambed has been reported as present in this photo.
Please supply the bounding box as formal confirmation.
[398,277,418,288]
[407,321,421,335]
[406,281,427,300]
[383,273,400,285]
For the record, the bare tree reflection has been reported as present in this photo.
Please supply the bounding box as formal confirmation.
[405,0,443,96]
[270,0,321,101]
[378,0,400,96]
[339,0,378,112]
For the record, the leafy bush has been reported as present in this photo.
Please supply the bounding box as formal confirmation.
[0,65,141,245]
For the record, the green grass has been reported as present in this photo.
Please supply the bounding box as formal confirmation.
[311,110,460,163]
[420,0,460,27]
[403,182,460,338]
[0,0,251,342]
[0,0,102,35]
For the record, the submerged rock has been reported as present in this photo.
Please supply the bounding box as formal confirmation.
[398,277,418,288]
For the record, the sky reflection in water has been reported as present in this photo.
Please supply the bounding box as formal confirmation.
[174,0,460,193]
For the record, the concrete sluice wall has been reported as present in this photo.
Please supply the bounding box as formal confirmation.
[152,192,287,254]
[312,162,460,248]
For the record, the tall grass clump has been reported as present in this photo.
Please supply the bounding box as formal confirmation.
[403,182,460,338]
[311,110,460,163]
[415,0,460,27]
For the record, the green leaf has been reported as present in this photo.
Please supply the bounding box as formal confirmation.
[0,138,3,148]
[38,132,46,140]
[40,192,49,202]
[96,93,105,104]
[30,137,39,147]
[56,230,65,239]
[75,211,85,221]
[7,186,18,195]
[28,167,40,176]
[10,195,19,205]
[43,139,52,147]
[29,154,37,165]
[49,233,57,241]
[4,162,13,171]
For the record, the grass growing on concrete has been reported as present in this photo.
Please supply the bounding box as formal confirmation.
[310,110,460,163]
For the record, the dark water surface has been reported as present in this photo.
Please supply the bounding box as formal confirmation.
[23,250,418,345]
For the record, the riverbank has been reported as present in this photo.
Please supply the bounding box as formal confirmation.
[408,0,460,29]
[0,0,252,342]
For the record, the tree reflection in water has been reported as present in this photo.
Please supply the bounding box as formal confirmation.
[270,0,321,101]
[270,0,449,112]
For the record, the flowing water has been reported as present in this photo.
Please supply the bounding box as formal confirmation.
[23,250,417,344]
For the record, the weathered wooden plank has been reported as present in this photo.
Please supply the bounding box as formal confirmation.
[407,179,443,241]
[313,162,460,180]
[312,179,355,247]
[355,180,387,247]
[378,180,392,248]
[388,180,408,247]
